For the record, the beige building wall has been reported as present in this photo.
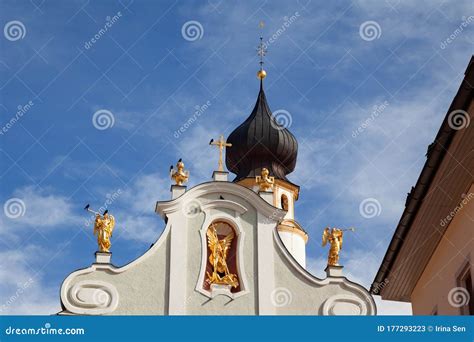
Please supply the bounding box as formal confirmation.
[411,183,474,315]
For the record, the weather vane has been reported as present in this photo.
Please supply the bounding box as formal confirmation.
[209,135,232,172]
[257,21,267,80]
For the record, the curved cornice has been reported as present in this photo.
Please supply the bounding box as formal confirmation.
[155,181,286,222]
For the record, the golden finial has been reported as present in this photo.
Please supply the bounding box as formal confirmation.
[209,135,232,172]
[322,227,355,266]
[257,24,267,80]
[170,158,189,186]
[255,167,274,191]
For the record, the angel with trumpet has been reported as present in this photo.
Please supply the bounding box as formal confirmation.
[85,204,116,253]
[322,227,355,266]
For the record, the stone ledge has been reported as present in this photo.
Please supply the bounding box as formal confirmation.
[325,265,344,277]
[95,251,111,264]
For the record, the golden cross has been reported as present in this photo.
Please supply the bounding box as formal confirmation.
[210,135,232,172]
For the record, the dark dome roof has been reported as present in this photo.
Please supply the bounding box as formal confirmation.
[226,82,298,182]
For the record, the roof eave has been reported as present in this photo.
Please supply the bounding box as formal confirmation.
[370,55,474,299]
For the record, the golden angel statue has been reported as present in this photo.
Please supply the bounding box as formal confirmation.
[206,224,239,288]
[93,210,115,253]
[322,227,344,266]
[255,167,274,192]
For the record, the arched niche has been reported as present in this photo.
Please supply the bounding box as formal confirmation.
[203,220,240,293]
[196,212,249,300]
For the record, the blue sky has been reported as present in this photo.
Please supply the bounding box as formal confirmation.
[0,0,472,315]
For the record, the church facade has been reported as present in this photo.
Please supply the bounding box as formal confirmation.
[59,73,376,316]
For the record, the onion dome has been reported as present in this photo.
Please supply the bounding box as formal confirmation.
[225,81,298,182]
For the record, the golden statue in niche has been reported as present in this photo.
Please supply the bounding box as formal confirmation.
[322,227,355,266]
[255,167,274,192]
[206,223,239,288]
[93,210,115,253]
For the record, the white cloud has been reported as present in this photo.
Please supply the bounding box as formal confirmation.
[106,172,170,243]
[0,245,59,315]
[117,215,164,243]
[291,77,460,228]
[1,186,81,238]
[0,171,172,315]
[0,170,172,314]
[120,173,170,214]
[172,124,222,184]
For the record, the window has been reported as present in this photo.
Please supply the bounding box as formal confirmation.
[281,194,289,211]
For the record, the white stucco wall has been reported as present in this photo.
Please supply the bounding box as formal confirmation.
[60,229,170,315]
[59,181,376,316]
[278,230,306,268]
